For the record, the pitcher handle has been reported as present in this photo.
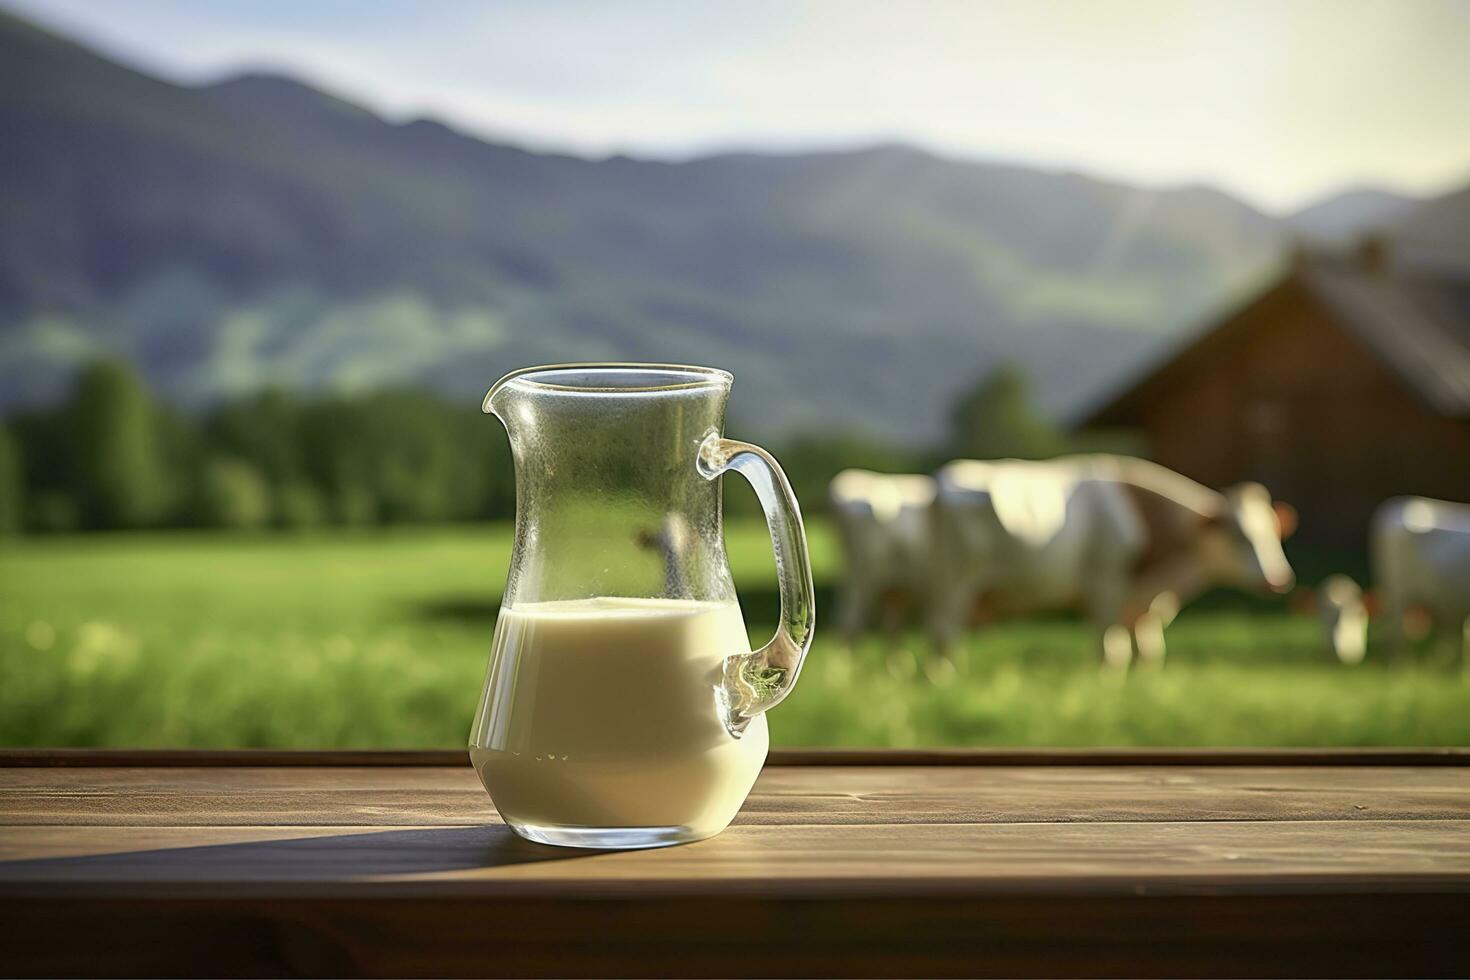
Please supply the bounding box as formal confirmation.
[699,433,816,737]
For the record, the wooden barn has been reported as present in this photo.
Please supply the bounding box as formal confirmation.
[1078,243,1470,546]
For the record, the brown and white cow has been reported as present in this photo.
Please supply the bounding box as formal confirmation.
[929,455,1297,667]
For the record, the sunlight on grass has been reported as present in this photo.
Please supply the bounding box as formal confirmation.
[2,521,1467,747]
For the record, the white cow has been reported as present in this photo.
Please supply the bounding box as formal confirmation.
[930,455,1297,668]
[1372,496,1470,664]
[1297,574,1371,665]
[829,469,937,643]
[634,512,696,596]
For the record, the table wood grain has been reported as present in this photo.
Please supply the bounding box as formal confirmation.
[1,750,1468,977]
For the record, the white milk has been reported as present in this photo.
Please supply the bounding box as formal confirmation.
[469,596,768,840]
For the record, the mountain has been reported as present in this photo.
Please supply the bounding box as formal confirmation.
[1394,184,1470,262]
[1286,188,1422,244]
[0,9,1288,441]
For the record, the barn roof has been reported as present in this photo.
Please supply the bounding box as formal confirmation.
[1078,252,1470,426]
[1308,263,1470,417]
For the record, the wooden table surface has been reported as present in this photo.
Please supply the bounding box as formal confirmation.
[2,749,1468,977]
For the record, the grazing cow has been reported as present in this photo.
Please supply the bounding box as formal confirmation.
[829,470,937,643]
[1372,496,1470,664]
[1294,574,1371,665]
[634,513,696,597]
[930,455,1297,667]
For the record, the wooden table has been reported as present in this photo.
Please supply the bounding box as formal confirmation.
[2,749,1469,977]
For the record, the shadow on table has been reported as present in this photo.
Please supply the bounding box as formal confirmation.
[0,825,598,881]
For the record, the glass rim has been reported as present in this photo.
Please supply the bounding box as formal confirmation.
[484,363,732,411]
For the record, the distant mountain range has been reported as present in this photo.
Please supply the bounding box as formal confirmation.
[1284,188,1422,244]
[0,9,1458,441]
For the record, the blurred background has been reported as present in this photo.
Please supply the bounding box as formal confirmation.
[2,0,1468,748]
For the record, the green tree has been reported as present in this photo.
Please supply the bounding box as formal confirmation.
[274,480,326,529]
[65,360,173,528]
[153,403,202,526]
[360,392,460,523]
[205,388,303,486]
[297,398,376,526]
[28,493,79,533]
[0,423,22,534]
[10,407,76,531]
[194,456,272,529]
[948,363,1067,461]
[297,391,511,526]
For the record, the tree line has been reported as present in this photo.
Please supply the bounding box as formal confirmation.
[0,360,514,533]
[0,359,1079,535]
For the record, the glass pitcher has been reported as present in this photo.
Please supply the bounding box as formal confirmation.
[469,363,815,849]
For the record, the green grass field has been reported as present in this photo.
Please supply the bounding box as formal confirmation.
[2,520,1468,748]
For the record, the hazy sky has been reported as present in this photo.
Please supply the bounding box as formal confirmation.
[9,0,1470,211]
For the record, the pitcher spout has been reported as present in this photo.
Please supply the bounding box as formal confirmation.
[481,367,531,422]
[481,381,504,419]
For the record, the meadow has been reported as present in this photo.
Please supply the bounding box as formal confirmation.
[2,520,1468,748]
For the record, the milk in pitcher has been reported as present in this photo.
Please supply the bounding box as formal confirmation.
[470,597,768,843]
